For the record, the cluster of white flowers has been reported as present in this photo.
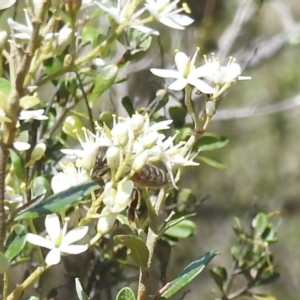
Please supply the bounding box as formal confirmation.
[61,112,198,189]
[150,50,251,94]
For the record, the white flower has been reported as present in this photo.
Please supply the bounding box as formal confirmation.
[97,0,159,35]
[7,10,54,41]
[145,0,194,30]
[19,109,48,120]
[150,50,215,93]
[148,135,199,189]
[103,180,133,213]
[51,163,89,194]
[195,54,251,85]
[61,127,111,170]
[26,214,88,265]
[7,10,32,40]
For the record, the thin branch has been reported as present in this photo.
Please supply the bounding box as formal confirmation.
[217,0,256,61]
[213,94,300,121]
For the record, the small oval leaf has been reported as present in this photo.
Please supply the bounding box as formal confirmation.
[164,219,196,239]
[75,278,90,300]
[158,251,218,299]
[197,156,226,169]
[4,224,27,262]
[114,235,149,271]
[116,287,136,300]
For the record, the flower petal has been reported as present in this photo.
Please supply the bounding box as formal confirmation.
[63,226,89,245]
[150,68,180,79]
[174,52,189,75]
[60,244,88,255]
[223,63,241,82]
[169,14,194,27]
[26,233,54,250]
[45,248,61,265]
[188,77,215,94]
[45,214,61,244]
[168,78,187,91]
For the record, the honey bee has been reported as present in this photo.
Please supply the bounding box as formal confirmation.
[91,146,170,223]
[131,164,169,189]
[91,147,170,189]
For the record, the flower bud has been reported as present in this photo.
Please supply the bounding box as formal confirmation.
[97,208,117,235]
[205,101,216,117]
[0,31,7,49]
[132,151,149,172]
[112,123,129,147]
[53,27,72,56]
[129,114,144,132]
[25,143,46,167]
[106,146,120,170]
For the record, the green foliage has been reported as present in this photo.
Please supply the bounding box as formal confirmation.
[114,235,149,271]
[4,225,27,262]
[88,65,118,105]
[211,212,279,299]
[16,181,99,220]
[158,251,218,299]
[116,287,136,300]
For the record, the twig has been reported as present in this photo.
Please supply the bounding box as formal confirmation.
[213,94,300,120]
[217,0,256,61]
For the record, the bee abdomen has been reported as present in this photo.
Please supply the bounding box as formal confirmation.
[131,164,169,189]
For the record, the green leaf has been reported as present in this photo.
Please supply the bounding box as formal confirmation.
[251,293,277,300]
[116,287,136,300]
[255,272,280,286]
[19,95,40,110]
[168,106,187,128]
[88,65,118,105]
[210,266,227,291]
[4,225,27,262]
[75,278,90,300]
[62,115,85,141]
[0,252,10,274]
[15,181,100,220]
[197,136,229,152]
[197,156,227,169]
[159,251,218,299]
[252,213,269,237]
[114,235,149,270]
[122,96,135,116]
[164,219,196,239]
[0,77,11,94]
[82,26,100,47]
[9,149,25,180]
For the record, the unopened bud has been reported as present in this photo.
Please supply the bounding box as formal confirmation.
[53,27,72,56]
[129,114,144,132]
[112,123,129,147]
[106,146,120,169]
[132,151,149,172]
[97,208,117,235]
[0,31,7,49]
[63,54,73,67]
[205,101,216,117]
